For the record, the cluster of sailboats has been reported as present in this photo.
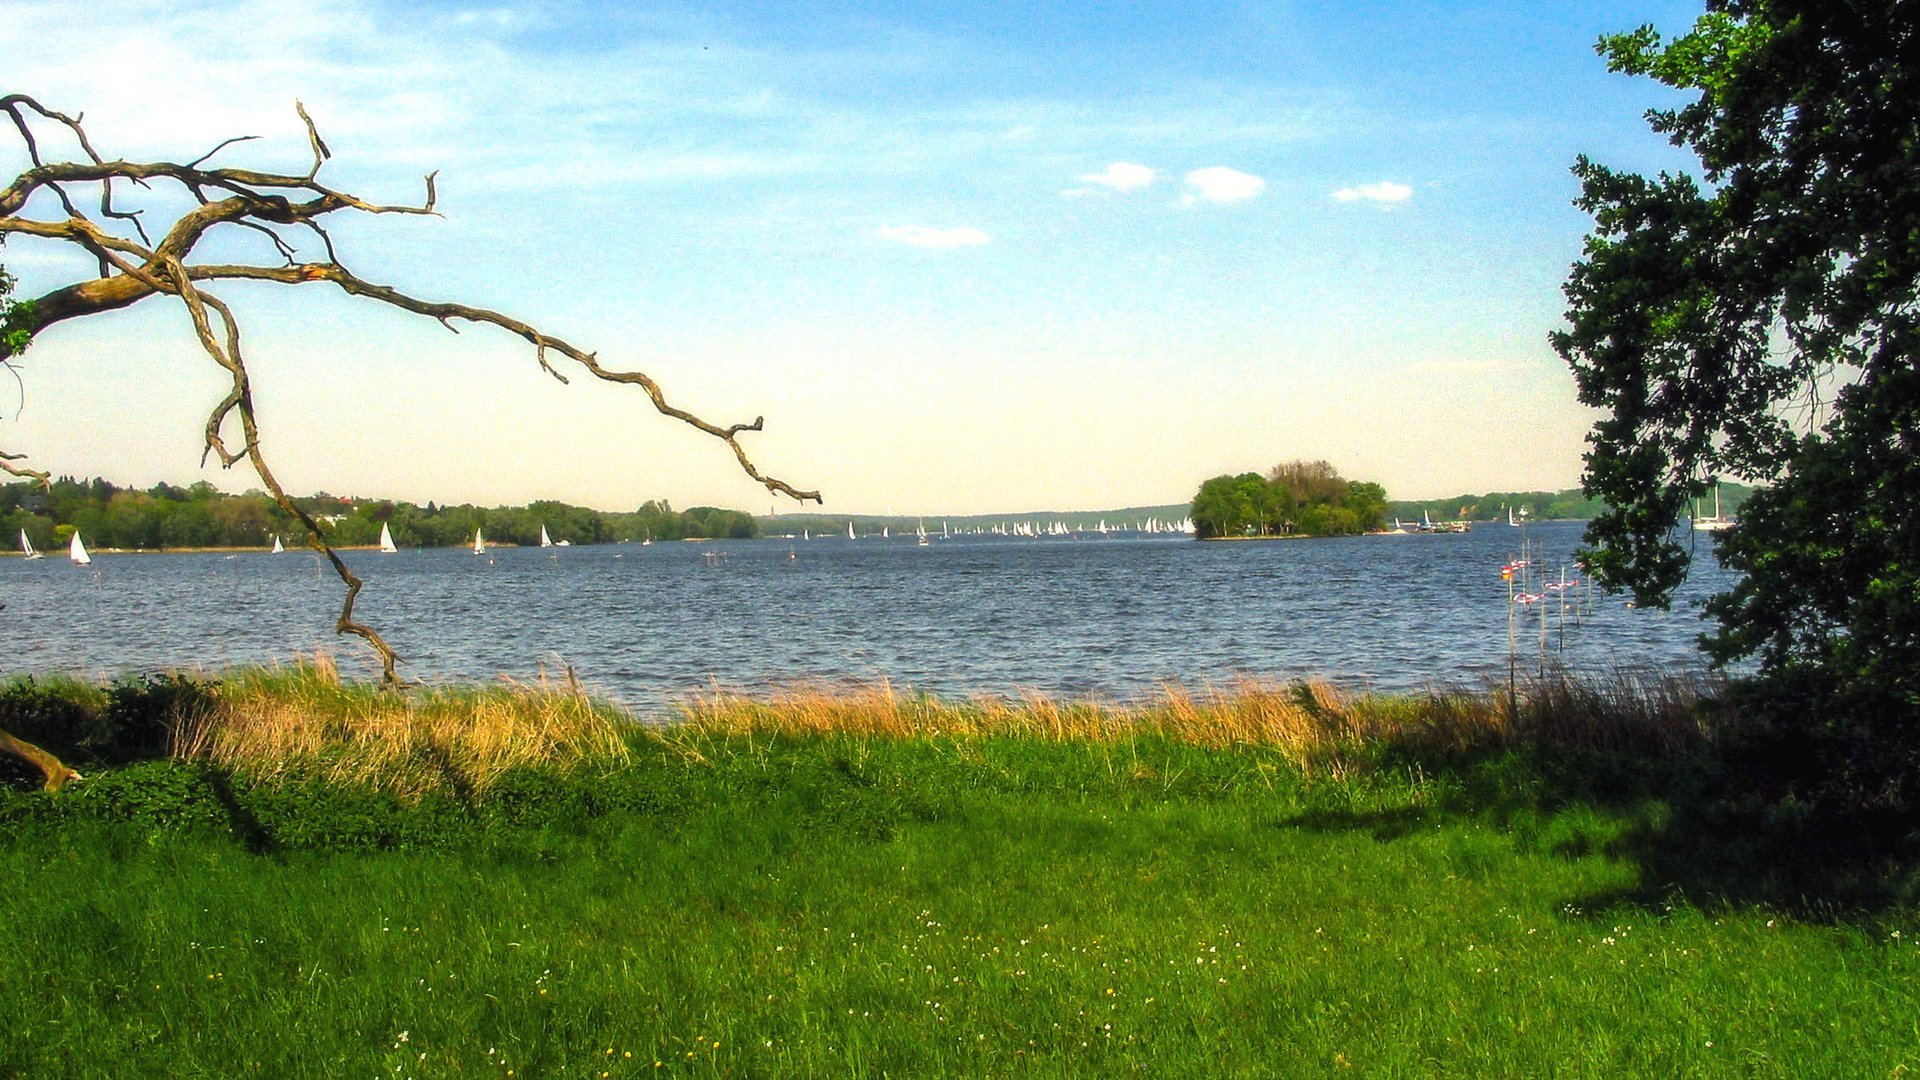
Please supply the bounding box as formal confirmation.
[800,516,1198,542]
[20,528,94,565]
[21,528,288,565]
[21,521,572,563]
[374,522,573,555]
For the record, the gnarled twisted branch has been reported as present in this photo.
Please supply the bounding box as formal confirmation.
[0,93,819,726]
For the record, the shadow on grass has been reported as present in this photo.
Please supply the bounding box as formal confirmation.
[1280,735,1920,921]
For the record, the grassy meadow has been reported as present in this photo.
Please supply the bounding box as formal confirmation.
[1,666,1916,1077]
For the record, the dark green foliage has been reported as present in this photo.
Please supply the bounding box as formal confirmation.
[0,674,211,786]
[0,247,32,359]
[1189,460,1386,538]
[1558,2,1920,727]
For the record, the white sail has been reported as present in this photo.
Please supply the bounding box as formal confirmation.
[68,531,90,565]
[19,528,40,560]
[1693,487,1734,532]
[848,521,856,540]
[270,534,284,554]
[378,522,398,553]
[472,528,486,555]
[539,525,553,548]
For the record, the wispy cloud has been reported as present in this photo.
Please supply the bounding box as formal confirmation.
[1332,181,1414,205]
[875,225,991,249]
[1068,161,1158,196]
[1181,166,1265,205]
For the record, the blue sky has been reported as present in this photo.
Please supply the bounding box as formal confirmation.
[4,0,1705,514]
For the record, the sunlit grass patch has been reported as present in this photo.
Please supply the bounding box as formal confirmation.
[174,658,631,797]
[671,670,1729,771]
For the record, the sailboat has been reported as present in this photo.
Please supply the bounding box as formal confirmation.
[378,522,398,553]
[19,528,41,560]
[68,531,91,565]
[1692,487,1734,532]
[472,528,486,555]
[917,520,929,547]
[847,521,856,540]
[539,525,553,548]
[270,534,285,554]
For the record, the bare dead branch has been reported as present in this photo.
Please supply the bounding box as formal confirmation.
[295,100,330,179]
[163,259,401,682]
[0,449,50,487]
[0,727,79,791]
[187,134,261,170]
[0,96,817,691]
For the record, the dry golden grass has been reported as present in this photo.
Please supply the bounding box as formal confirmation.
[684,678,1447,776]
[676,669,1731,769]
[162,658,1731,796]
[173,658,632,797]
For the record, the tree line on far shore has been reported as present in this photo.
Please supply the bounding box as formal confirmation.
[1388,485,1752,526]
[0,478,758,552]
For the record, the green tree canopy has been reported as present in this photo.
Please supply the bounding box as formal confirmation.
[1556,2,1920,717]
[1190,461,1385,539]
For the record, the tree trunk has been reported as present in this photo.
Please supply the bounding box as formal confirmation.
[0,727,78,791]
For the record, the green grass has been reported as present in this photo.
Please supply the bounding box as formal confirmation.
[3,723,1917,1078]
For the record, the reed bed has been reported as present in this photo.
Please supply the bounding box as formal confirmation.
[79,659,1734,798]
[173,657,632,797]
[673,667,1732,769]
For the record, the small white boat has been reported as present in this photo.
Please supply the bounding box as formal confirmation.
[19,528,41,560]
[270,534,285,554]
[378,522,398,553]
[1692,487,1735,533]
[539,525,553,548]
[68,531,91,565]
[472,528,486,555]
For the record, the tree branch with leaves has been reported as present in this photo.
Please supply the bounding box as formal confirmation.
[1557,1,1920,739]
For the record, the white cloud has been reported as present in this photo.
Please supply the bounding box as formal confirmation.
[1331,181,1414,205]
[1076,161,1157,192]
[875,225,991,249]
[1181,166,1265,205]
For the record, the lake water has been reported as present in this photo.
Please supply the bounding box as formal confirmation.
[5,521,1738,708]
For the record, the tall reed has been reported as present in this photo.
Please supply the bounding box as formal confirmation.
[675,671,1727,769]
[133,659,1735,797]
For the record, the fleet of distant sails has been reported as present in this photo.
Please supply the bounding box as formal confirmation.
[829,517,1196,540]
[21,516,1198,566]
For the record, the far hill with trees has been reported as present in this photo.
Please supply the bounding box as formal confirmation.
[1190,461,1388,539]
[0,477,757,552]
[1387,484,1753,526]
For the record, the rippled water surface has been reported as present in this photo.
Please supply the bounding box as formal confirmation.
[6,521,1738,706]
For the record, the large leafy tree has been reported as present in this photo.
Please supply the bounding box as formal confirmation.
[1555,1,1920,717]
